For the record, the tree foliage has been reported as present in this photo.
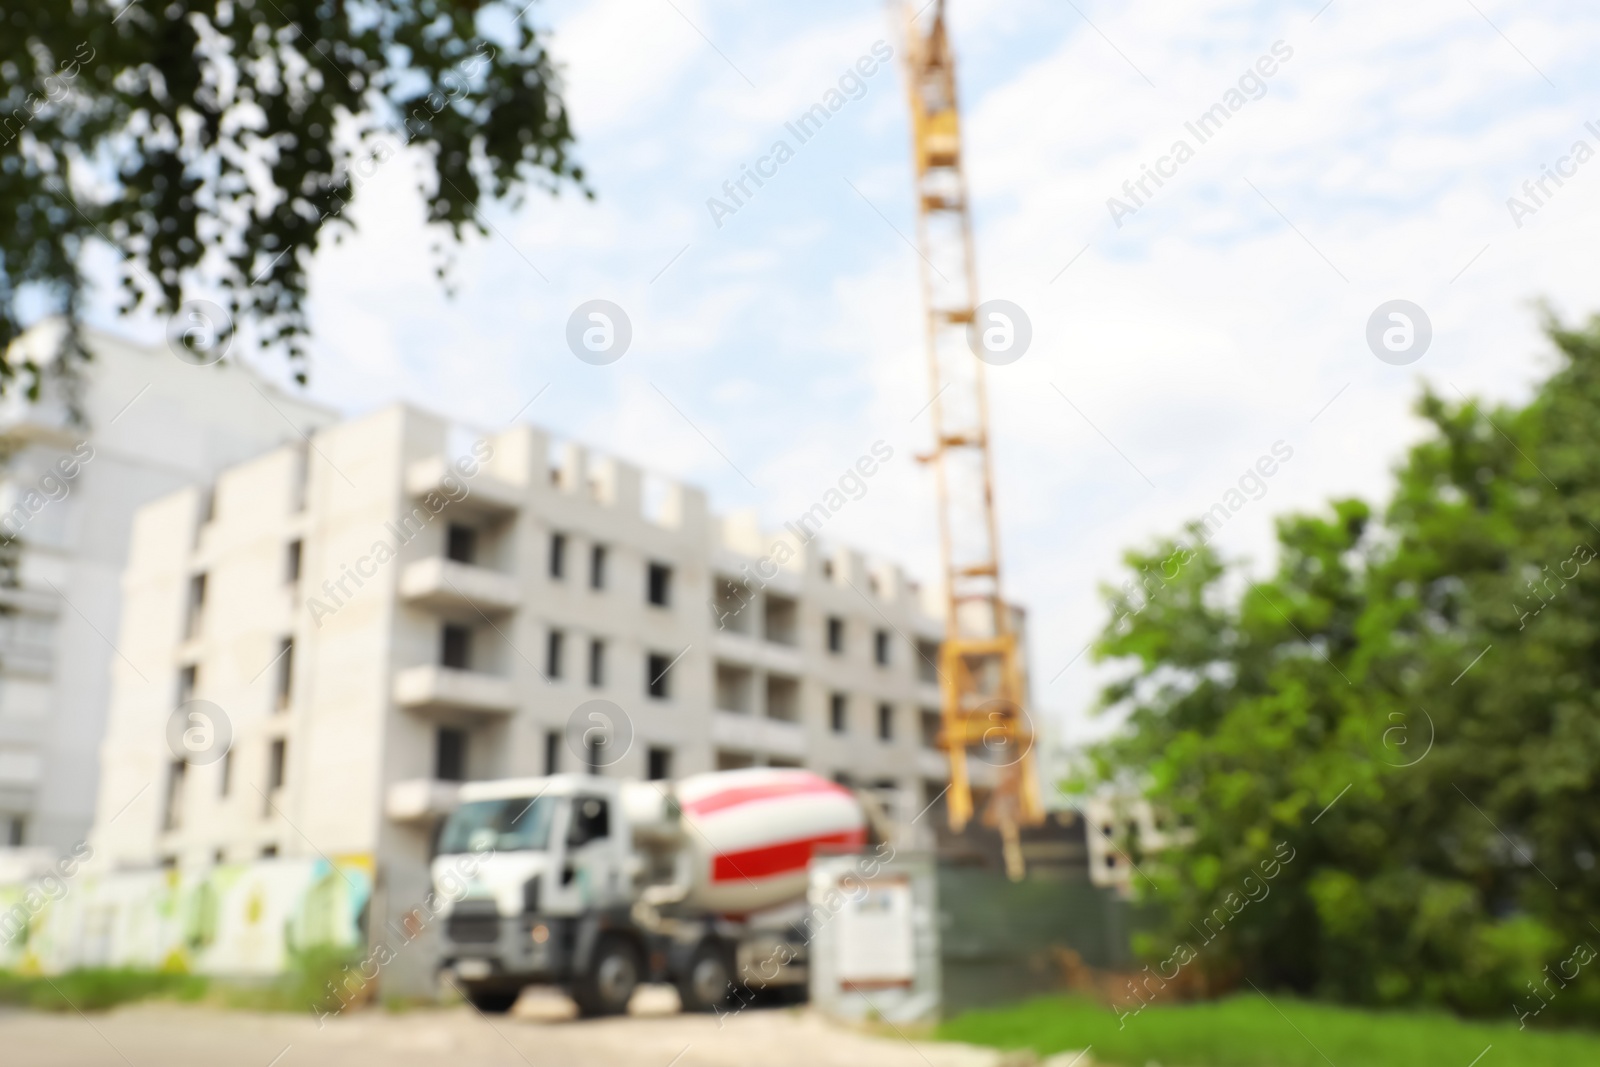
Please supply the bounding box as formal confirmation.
[1,0,584,395]
[1088,314,1600,1022]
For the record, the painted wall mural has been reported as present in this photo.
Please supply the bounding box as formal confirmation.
[0,855,372,975]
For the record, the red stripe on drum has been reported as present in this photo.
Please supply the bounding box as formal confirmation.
[682,777,854,818]
[711,828,867,882]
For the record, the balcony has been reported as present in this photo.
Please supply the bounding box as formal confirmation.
[711,709,806,760]
[405,457,522,517]
[386,778,462,824]
[709,628,803,674]
[763,594,798,646]
[765,674,799,722]
[714,661,754,714]
[393,665,516,717]
[399,558,519,615]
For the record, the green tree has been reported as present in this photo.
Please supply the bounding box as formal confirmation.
[1,0,584,395]
[1087,314,1600,1021]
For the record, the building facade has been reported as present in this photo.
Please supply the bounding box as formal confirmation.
[91,403,974,992]
[0,324,334,853]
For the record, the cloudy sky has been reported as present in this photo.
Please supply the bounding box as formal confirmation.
[92,0,1600,753]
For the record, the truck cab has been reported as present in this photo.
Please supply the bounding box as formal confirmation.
[433,775,643,1014]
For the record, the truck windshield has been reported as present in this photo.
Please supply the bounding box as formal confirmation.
[438,796,557,854]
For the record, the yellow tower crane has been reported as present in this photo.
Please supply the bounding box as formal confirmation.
[899,0,1044,880]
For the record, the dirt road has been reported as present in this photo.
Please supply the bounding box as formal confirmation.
[2,991,1039,1067]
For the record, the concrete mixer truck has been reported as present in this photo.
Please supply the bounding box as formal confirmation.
[430,767,876,1016]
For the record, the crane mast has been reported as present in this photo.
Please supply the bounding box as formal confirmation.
[900,0,1043,879]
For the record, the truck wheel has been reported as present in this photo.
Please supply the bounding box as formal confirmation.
[462,984,521,1014]
[573,934,641,1017]
[677,940,734,1013]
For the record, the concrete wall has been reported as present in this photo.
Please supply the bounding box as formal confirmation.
[0,324,335,851]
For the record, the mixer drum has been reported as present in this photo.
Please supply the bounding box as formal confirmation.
[673,768,867,915]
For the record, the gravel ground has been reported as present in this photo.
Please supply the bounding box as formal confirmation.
[0,988,1060,1067]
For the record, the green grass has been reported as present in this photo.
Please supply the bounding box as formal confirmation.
[0,968,208,1012]
[0,949,361,1014]
[215,946,369,1014]
[938,994,1600,1067]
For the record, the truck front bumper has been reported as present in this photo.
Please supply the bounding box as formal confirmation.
[441,906,570,982]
